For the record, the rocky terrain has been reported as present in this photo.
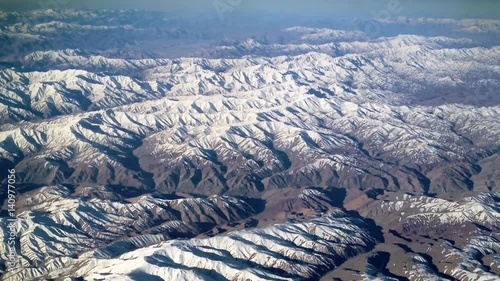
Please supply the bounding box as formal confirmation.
[0,9,498,281]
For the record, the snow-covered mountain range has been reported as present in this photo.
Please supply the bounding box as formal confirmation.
[1,43,498,196]
[0,9,498,281]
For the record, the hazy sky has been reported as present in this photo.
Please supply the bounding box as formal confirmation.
[0,0,499,19]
